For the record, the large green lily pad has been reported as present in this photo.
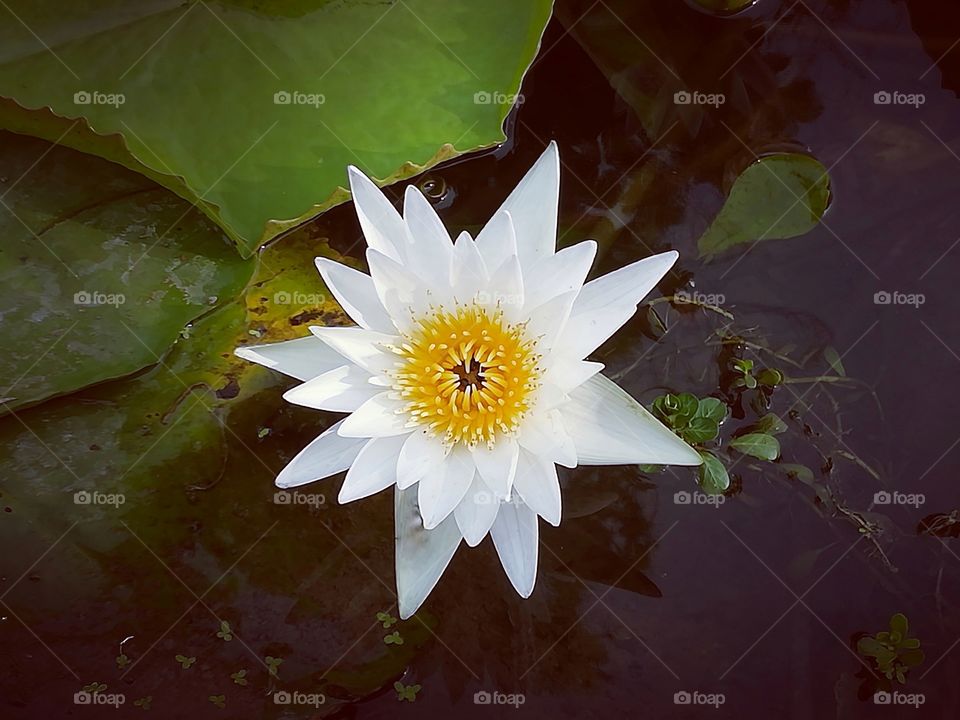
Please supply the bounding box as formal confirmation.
[0,0,554,256]
[0,132,253,413]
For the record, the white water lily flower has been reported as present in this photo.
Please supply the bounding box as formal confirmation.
[236,143,700,618]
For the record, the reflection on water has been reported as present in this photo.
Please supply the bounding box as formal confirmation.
[3,0,960,717]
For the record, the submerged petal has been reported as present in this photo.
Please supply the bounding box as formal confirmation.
[395,486,462,619]
[275,420,367,488]
[562,374,702,466]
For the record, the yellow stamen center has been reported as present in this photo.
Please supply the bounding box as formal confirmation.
[389,305,540,448]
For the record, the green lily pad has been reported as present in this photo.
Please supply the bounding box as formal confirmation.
[0,0,554,255]
[698,154,831,258]
[0,132,253,413]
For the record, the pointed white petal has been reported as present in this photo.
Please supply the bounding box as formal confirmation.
[395,486,462,619]
[365,248,433,326]
[454,475,501,546]
[513,449,562,526]
[347,166,406,263]
[234,336,344,382]
[562,374,702,465]
[483,254,525,320]
[560,250,678,359]
[518,409,577,468]
[282,365,379,412]
[490,498,539,597]
[403,185,453,286]
[275,420,367,488]
[525,290,577,350]
[475,209,518,272]
[337,392,410,437]
[418,447,474,530]
[522,240,596,312]
[338,434,407,503]
[544,358,604,394]
[397,429,450,490]
[482,142,559,270]
[471,436,519,498]
[309,326,397,376]
[451,231,488,301]
[315,257,395,333]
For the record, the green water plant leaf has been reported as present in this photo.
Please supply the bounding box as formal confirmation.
[0,0,554,255]
[698,154,831,258]
[729,432,780,461]
[698,451,729,494]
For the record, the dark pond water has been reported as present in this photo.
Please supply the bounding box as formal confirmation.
[3,0,960,718]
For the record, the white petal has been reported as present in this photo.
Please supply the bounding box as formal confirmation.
[365,248,432,325]
[397,429,450,490]
[451,231,488,301]
[475,209,518,272]
[525,290,577,350]
[338,434,407,503]
[234,336,344,382]
[454,475,501,546]
[309,326,397,376]
[561,374,702,465]
[517,409,577,468]
[513,449,562,526]
[348,166,406,263]
[490,498,539,597]
[418,447,474,530]
[403,185,453,286]
[481,142,559,271]
[471,436,519,498]
[395,485,462,619]
[282,365,379,412]
[560,250,677,359]
[544,358,604,394]
[522,239,596,312]
[275,420,367,488]
[337,392,410,437]
[315,257,395,333]
[483,254,525,320]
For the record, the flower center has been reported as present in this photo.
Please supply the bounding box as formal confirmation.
[389,305,541,448]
